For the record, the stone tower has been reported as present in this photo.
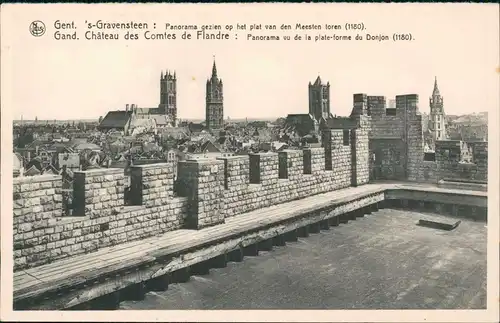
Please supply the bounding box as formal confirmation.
[308,76,331,122]
[429,76,446,143]
[206,59,224,130]
[158,70,177,124]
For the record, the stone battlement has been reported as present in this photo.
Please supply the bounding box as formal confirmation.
[13,125,370,271]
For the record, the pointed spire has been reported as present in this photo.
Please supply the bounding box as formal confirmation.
[161,70,164,79]
[212,55,217,78]
[432,76,440,97]
[314,75,322,86]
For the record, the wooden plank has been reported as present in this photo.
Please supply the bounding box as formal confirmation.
[16,187,383,295]
[21,238,155,278]
[14,272,40,286]
[15,256,155,301]
[35,244,160,286]
[22,227,190,280]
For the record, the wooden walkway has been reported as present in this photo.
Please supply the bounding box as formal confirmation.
[13,181,487,307]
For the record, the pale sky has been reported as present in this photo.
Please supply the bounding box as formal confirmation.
[2,3,498,120]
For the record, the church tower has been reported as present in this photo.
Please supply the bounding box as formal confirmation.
[429,76,446,143]
[205,59,224,130]
[158,70,177,124]
[308,76,331,122]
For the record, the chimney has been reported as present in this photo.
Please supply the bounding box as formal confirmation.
[126,104,129,112]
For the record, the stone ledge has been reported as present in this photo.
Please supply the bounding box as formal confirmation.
[13,174,61,184]
[129,163,171,169]
[216,155,249,160]
[438,179,487,192]
[74,168,123,176]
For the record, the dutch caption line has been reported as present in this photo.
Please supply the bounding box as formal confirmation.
[51,20,414,43]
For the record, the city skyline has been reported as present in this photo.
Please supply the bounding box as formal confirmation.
[4,4,498,121]
[10,64,496,121]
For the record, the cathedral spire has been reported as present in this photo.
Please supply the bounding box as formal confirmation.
[432,76,440,97]
[211,55,217,79]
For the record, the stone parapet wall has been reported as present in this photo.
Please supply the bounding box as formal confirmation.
[13,128,367,270]
[130,163,174,207]
[431,140,488,182]
[13,167,188,271]
[361,92,488,184]
[13,175,62,269]
[73,168,125,218]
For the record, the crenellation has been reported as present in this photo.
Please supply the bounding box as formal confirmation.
[309,147,325,174]
[178,159,225,229]
[130,163,174,207]
[13,167,189,271]
[73,168,125,218]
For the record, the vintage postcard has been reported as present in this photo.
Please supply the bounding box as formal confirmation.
[1,3,498,322]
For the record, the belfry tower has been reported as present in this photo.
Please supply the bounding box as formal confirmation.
[205,58,224,130]
[158,70,177,124]
[308,76,331,122]
[429,76,446,143]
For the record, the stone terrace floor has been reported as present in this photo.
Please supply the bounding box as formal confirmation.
[120,209,487,310]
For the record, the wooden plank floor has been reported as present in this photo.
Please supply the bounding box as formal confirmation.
[13,182,487,301]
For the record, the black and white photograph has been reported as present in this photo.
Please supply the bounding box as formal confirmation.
[1,3,498,322]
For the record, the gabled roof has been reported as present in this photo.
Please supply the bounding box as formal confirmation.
[200,140,221,153]
[24,165,41,176]
[98,111,132,129]
[43,164,59,174]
